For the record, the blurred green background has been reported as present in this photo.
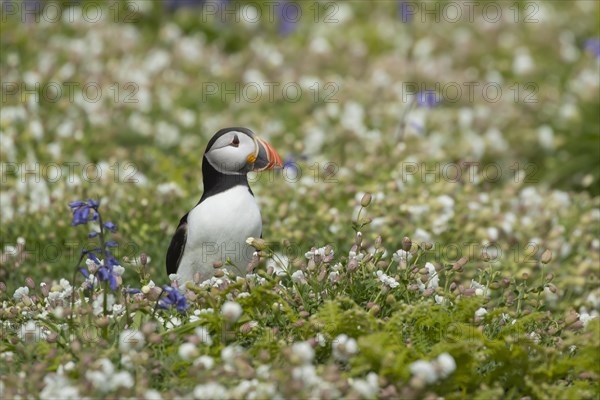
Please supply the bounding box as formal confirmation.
[1,0,599,290]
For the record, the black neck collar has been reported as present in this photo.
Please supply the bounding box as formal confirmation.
[199,156,252,203]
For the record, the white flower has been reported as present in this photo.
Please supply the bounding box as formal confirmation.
[291,270,307,284]
[332,334,358,362]
[59,279,72,292]
[513,47,535,75]
[13,286,29,300]
[292,341,314,365]
[349,372,379,399]
[193,382,228,399]
[194,355,214,370]
[486,227,499,241]
[316,333,327,347]
[436,353,456,378]
[221,301,243,323]
[130,254,153,265]
[221,345,244,367]
[529,332,541,344]
[329,271,340,283]
[85,258,99,272]
[93,294,115,316]
[85,358,114,391]
[475,307,488,319]
[410,360,438,384]
[112,304,125,316]
[163,315,182,329]
[144,389,163,400]
[537,125,555,150]
[292,364,321,386]
[410,353,456,384]
[414,228,432,244]
[392,249,412,263]
[470,280,489,297]
[587,290,600,310]
[19,320,48,343]
[437,195,455,209]
[113,265,125,276]
[40,369,80,400]
[304,247,333,259]
[579,312,597,327]
[424,263,438,289]
[178,342,198,361]
[417,263,438,291]
[118,329,145,353]
[376,270,399,289]
[194,326,213,346]
[111,371,134,389]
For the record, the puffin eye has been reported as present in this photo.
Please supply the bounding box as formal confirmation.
[231,135,240,147]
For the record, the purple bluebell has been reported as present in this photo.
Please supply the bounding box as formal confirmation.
[69,199,99,226]
[398,1,413,23]
[276,0,299,36]
[104,222,117,232]
[158,286,189,313]
[80,251,120,291]
[71,199,122,292]
[84,250,101,264]
[283,155,297,170]
[584,38,600,58]
[97,266,118,291]
[416,91,441,108]
[164,0,205,12]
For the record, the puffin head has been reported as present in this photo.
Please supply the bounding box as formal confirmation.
[203,127,283,175]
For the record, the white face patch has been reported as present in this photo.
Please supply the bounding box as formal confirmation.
[205,131,257,175]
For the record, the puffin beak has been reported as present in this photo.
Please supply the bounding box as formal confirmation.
[250,137,283,171]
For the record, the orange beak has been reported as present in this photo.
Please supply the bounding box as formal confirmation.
[252,137,283,171]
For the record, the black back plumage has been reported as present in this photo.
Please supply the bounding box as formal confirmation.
[166,213,188,275]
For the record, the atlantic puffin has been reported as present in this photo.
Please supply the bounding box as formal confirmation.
[166,127,282,285]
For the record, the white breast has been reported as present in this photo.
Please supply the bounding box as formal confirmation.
[177,186,262,284]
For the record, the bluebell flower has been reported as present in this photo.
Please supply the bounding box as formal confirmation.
[80,251,121,291]
[409,121,425,133]
[105,254,120,269]
[97,266,118,291]
[164,0,204,12]
[416,91,441,108]
[282,154,308,170]
[158,286,189,313]
[283,155,297,170]
[276,0,298,36]
[69,199,99,226]
[584,38,600,58]
[82,249,102,262]
[104,222,117,232]
[79,267,90,278]
[398,1,413,23]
